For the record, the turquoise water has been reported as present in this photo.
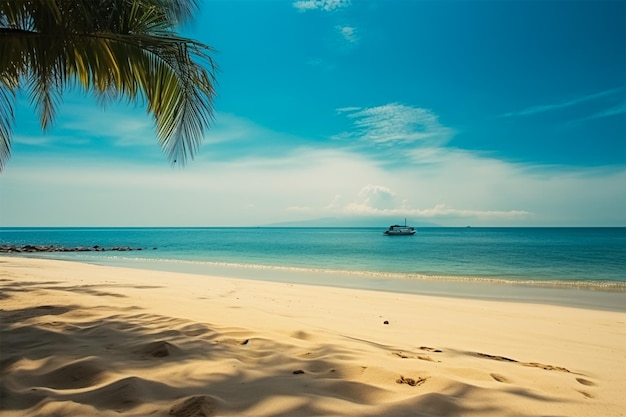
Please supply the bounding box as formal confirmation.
[1,227,624,283]
[1,227,625,309]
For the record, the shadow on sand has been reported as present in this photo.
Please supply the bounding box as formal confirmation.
[0,279,568,417]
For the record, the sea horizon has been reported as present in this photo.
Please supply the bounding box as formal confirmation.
[2,226,625,312]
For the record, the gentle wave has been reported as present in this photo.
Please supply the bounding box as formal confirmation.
[92,255,626,292]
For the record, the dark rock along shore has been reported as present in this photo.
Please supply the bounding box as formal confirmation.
[0,245,154,253]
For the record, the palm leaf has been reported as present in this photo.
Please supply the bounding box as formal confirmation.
[0,83,15,169]
[0,0,217,172]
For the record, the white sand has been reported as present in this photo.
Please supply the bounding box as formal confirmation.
[1,256,624,416]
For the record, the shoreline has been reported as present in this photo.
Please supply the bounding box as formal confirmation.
[1,256,625,416]
[10,253,625,312]
[112,257,626,312]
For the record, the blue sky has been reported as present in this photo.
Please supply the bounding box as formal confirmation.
[1,0,625,226]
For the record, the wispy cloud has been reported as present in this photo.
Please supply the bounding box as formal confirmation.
[336,25,358,44]
[586,100,626,120]
[293,0,350,12]
[334,103,454,146]
[501,87,624,117]
[337,106,361,113]
[4,133,625,226]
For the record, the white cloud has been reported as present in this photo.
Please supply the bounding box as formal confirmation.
[293,0,350,12]
[356,184,396,209]
[324,194,343,210]
[3,108,625,227]
[3,143,624,226]
[335,103,454,146]
[337,25,358,43]
[337,106,361,113]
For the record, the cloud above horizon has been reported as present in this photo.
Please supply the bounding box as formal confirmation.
[335,103,454,148]
[4,98,625,227]
[293,0,350,12]
[3,135,625,226]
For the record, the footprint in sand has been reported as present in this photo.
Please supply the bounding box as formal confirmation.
[490,373,510,383]
[420,346,443,353]
[476,352,518,362]
[576,377,596,386]
[394,352,437,362]
[579,390,595,399]
[523,362,570,372]
[476,352,571,373]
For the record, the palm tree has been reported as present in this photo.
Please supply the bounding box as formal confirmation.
[0,0,217,172]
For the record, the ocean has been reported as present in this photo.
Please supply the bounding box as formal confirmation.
[1,227,625,310]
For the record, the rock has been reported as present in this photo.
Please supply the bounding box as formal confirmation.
[0,244,144,253]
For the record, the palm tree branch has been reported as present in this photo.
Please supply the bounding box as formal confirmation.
[65,31,217,165]
[0,0,217,171]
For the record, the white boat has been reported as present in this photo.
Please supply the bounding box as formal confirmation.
[383,220,416,235]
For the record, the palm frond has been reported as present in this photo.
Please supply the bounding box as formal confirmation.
[0,83,15,170]
[0,0,217,172]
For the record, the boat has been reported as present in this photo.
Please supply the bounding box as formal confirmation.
[383,219,416,235]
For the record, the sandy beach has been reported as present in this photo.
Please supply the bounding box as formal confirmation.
[1,256,624,417]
